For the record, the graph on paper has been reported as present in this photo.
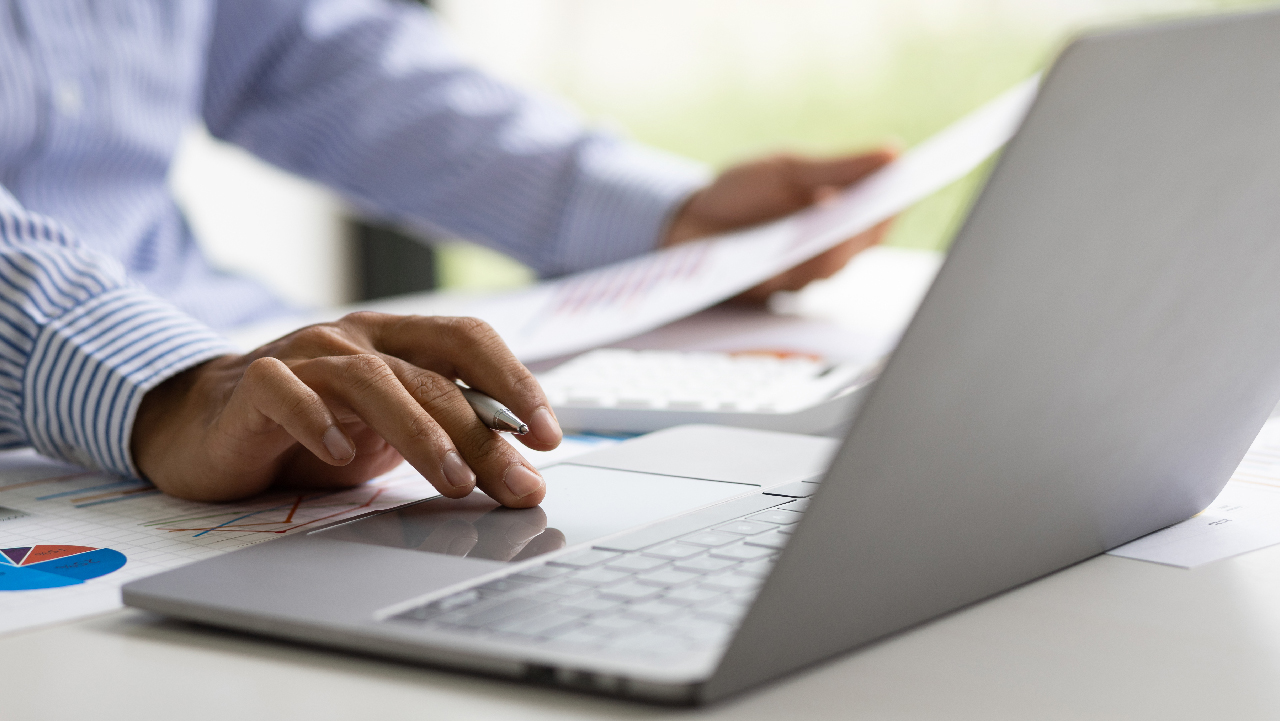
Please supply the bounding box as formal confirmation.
[0,432,623,634]
[0,451,439,633]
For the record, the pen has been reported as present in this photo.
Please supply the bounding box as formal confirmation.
[457,384,529,435]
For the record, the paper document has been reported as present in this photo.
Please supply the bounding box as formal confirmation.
[231,79,1036,362]
[0,433,622,635]
[1109,418,1280,568]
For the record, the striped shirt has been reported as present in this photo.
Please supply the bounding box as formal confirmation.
[0,0,710,478]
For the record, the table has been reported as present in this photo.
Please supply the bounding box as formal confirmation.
[7,247,1280,719]
[6,546,1280,719]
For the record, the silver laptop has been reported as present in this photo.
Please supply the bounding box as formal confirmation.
[124,10,1280,705]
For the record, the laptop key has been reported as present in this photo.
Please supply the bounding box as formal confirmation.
[496,611,582,637]
[453,597,549,628]
[597,582,661,601]
[746,509,803,525]
[642,542,703,560]
[708,543,774,561]
[743,530,790,550]
[713,520,775,535]
[673,555,737,573]
[661,586,724,605]
[733,559,773,578]
[605,555,667,572]
[694,600,749,623]
[548,549,620,568]
[587,615,646,632]
[700,573,760,592]
[635,567,700,588]
[624,600,686,618]
[564,567,631,586]
[560,596,620,613]
[678,530,740,547]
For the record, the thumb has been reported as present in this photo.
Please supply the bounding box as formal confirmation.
[791,147,898,190]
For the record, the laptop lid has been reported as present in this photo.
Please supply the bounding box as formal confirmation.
[708,9,1280,701]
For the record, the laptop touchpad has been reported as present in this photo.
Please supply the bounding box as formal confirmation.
[316,464,753,563]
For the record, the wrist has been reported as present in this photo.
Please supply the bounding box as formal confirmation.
[131,355,234,481]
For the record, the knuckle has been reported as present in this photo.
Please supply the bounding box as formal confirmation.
[471,431,511,460]
[406,370,456,407]
[341,353,397,392]
[291,324,351,350]
[242,356,287,383]
[340,310,388,327]
[402,414,438,445]
[507,371,544,401]
[443,316,495,344]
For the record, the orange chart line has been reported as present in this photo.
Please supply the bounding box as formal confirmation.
[157,488,388,535]
[0,471,98,491]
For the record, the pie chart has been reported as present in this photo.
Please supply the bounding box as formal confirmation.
[0,544,127,591]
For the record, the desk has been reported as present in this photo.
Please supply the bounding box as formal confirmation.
[7,247,1280,719]
[5,548,1280,719]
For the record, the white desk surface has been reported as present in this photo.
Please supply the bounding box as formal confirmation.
[6,547,1280,720]
[8,247,1280,719]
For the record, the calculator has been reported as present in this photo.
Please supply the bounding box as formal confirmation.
[535,348,878,434]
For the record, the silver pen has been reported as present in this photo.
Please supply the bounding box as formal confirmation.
[457,384,529,435]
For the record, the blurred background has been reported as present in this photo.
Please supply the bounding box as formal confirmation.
[168,0,1272,312]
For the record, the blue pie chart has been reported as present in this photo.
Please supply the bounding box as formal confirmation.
[0,544,127,591]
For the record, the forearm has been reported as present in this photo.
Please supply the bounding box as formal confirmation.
[203,0,710,276]
[0,188,234,476]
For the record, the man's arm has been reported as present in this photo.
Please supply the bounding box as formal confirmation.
[201,0,709,277]
[0,187,233,477]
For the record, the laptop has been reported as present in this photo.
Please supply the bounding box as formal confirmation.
[124,9,1280,705]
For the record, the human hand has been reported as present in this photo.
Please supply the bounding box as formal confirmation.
[131,313,561,506]
[662,149,897,303]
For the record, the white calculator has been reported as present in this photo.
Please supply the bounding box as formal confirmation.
[535,348,879,434]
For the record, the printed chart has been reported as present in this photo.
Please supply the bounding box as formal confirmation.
[0,545,127,590]
[0,433,622,634]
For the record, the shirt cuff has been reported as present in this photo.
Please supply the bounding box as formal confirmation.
[551,140,712,276]
[23,287,237,478]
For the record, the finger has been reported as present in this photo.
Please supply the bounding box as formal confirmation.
[220,357,356,466]
[291,353,476,499]
[379,356,547,508]
[790,148,897,191]
[367,315,562,451]
[733,219,895,303]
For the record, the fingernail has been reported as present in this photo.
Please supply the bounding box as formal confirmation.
[442,451,476,490]
[322,426,355,461]
[504,463,544,499]
[529,406,562,445]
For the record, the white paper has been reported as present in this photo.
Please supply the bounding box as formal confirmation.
[0,433,621,635]
[1108,419,1280,568]
[229,79,1036,362]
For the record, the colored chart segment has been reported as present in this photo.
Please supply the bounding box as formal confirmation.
[0,545,126,591]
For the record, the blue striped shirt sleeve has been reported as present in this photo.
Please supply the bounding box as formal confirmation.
[0,186,235,477]
[202,0,712,278]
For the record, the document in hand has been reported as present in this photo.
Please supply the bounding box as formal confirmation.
[456,78,1036,362]
[233,78,1037,362]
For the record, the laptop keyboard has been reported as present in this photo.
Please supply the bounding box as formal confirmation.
[386,495,810,658]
